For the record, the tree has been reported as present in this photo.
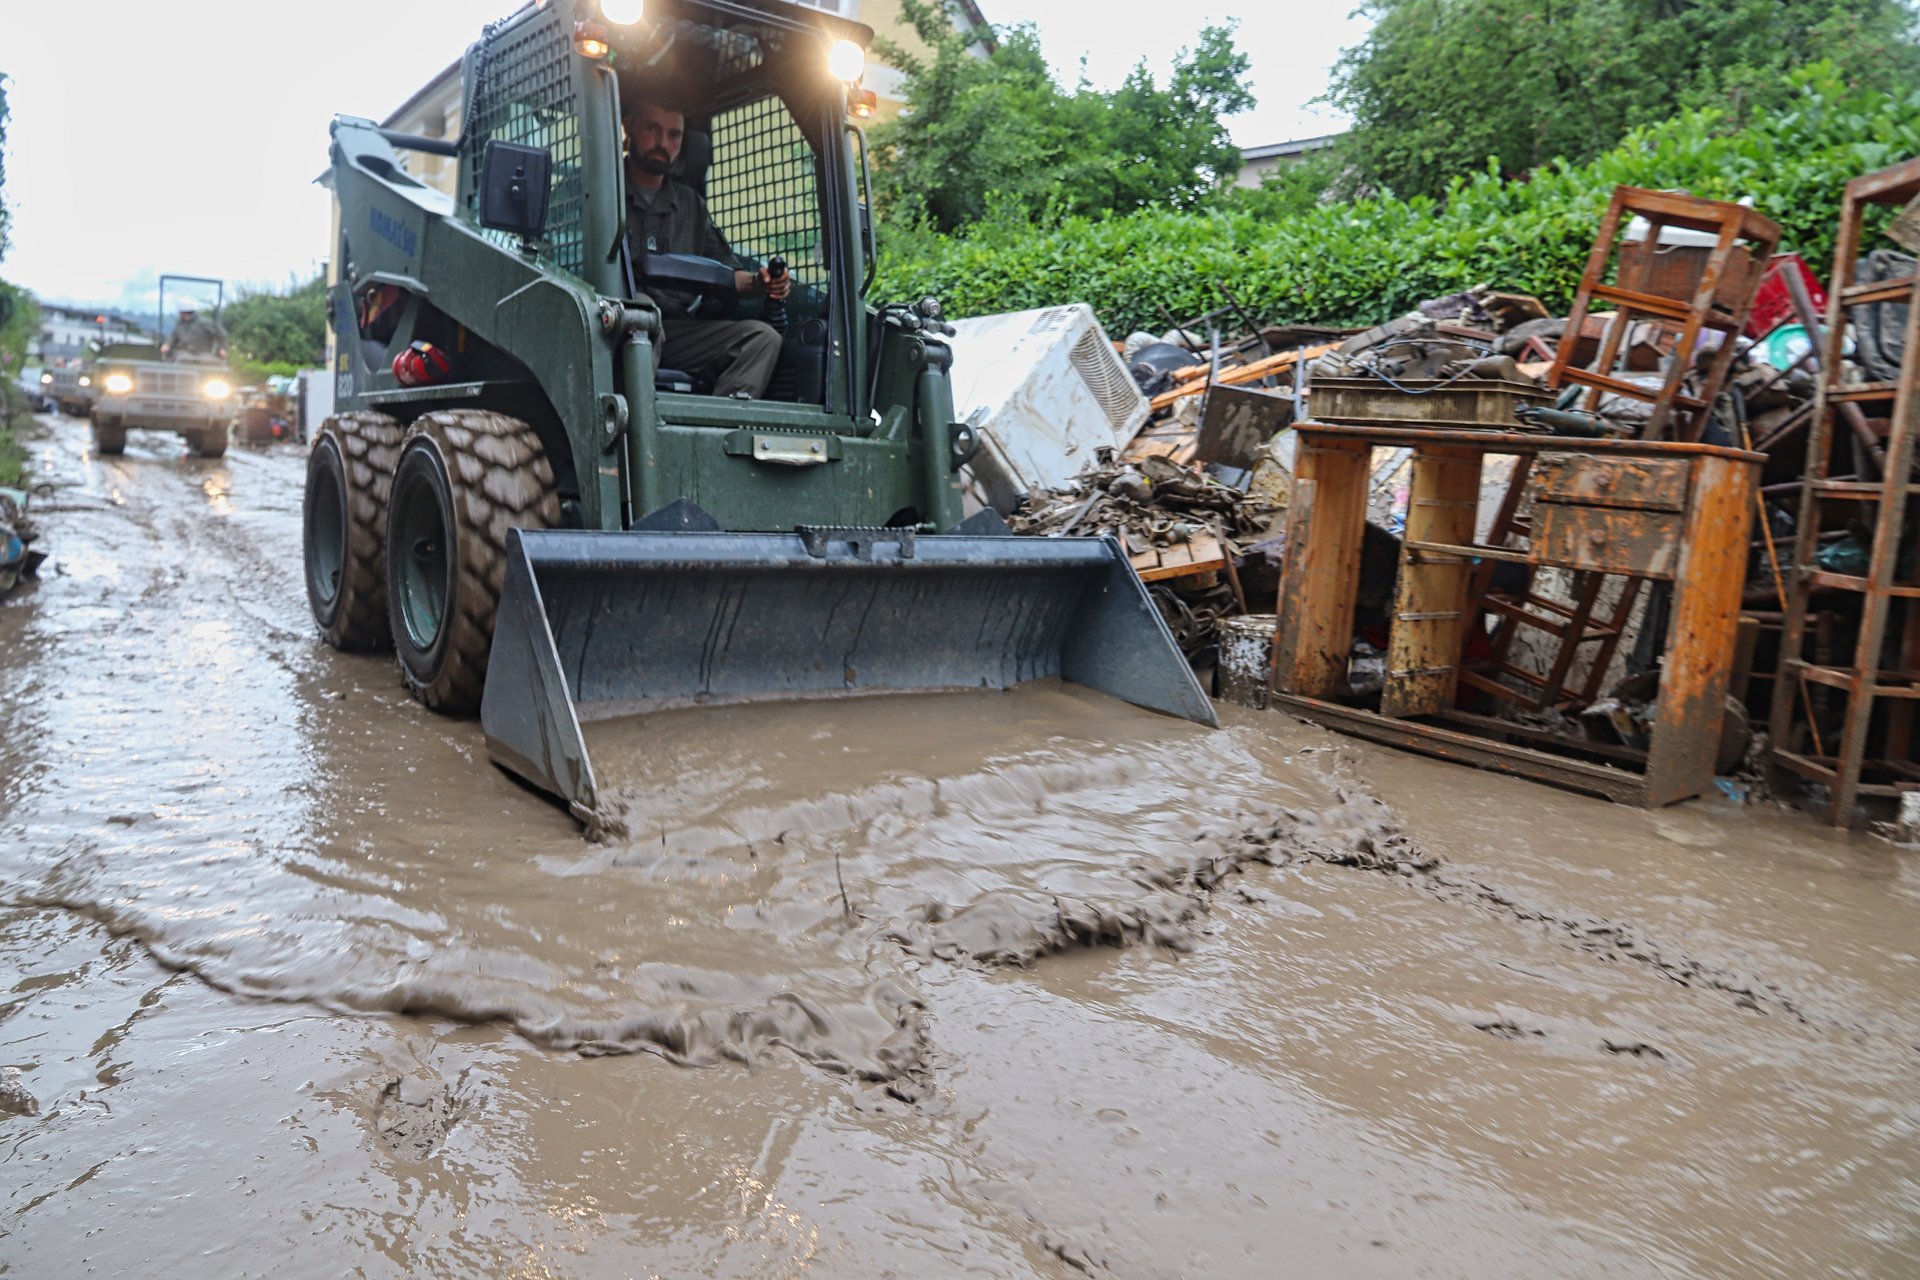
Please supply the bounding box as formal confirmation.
[1327,0,1920,200]
[0,71,12,262]
[223,275,327,372]
[872,3,1253,233]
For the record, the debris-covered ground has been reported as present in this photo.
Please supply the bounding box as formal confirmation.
[3,413,1917,1278]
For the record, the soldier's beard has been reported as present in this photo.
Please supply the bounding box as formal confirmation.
[634,149,672,175]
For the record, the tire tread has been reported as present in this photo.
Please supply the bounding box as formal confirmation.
[394,410,557,713]
[310,411,403,649]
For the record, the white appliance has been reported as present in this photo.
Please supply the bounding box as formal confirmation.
[944,303,1150,514]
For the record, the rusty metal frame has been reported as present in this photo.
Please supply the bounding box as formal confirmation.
[1767,156,1920,825]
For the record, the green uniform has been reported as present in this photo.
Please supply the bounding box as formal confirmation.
[624,180,780,399]
[169,315,227,358]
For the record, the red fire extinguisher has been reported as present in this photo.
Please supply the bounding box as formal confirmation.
[392,340,453,387]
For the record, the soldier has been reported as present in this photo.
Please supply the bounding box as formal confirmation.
[621,100,788,399]
[163,302,228,361]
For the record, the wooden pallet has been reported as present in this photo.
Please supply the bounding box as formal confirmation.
[1131,533,1227,582]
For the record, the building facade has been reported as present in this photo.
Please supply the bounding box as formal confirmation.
[30,305,152,368]
[1232,134,1342,190]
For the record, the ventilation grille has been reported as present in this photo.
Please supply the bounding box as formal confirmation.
[465,8,586,278]
[1069,328,1144,433]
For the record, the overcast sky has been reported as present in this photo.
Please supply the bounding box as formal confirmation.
[1,0,1366,315]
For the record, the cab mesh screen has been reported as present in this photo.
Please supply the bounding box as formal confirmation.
[465,8,587,278]
[706,95,826,313]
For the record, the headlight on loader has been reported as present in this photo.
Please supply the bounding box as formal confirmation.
[601,0,645,22]
[828,39,864,82]
[202,379,231,401]
[103,373,132,394]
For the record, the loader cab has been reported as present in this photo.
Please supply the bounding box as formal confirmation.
[606,14,858,410]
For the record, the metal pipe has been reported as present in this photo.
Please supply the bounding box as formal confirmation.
[1782,258,1885,475]
[620,331,662,525]
[377,129,459,157]
[915,359,962,530]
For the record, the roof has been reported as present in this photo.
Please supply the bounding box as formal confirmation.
[952,0,993,46]
[382,59,462,128]
[1240,133,1342,162]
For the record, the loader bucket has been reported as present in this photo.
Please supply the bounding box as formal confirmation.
[480,527,1217,822]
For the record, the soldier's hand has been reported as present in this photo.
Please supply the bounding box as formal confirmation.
[759,267,790,302]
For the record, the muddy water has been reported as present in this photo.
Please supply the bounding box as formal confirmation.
[3,411,1917,1277]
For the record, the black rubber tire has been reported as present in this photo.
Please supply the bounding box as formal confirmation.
[91,417,127,456]
[385,410,557,714]
[197,422,230,458]
[304,412,404,651]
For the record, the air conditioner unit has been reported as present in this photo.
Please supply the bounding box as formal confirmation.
[945,303,1150,515]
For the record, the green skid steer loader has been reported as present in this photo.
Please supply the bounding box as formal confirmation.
[305,0,1213,824]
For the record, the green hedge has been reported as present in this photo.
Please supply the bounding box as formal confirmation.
[872,67,1920,335]
[0,384,28,488]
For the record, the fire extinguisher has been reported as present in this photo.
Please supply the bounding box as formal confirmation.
[392,340,453,387]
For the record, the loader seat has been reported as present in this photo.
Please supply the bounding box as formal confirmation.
[675,127,711,197]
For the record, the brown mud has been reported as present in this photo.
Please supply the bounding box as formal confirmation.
[1,412,1917,1277]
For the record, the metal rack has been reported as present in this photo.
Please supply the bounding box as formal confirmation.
[1768,157,1920,824]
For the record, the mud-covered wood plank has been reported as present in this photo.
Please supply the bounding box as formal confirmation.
[1383,446,1481,718]
[1645,452,1759,805]
[1272,437,1371,699]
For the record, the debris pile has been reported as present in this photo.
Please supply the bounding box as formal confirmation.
[994,175,1920,821]
[1011,452,1277,546]
[1012,451,1281,663]
[0,486,46,596]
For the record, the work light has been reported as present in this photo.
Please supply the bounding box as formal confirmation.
[828,39,864,82]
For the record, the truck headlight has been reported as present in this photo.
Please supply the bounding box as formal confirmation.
[601,0,644,22]
[202,379,231,400]
[79,375,93,388]
[104,373,133,394]
[39,373,52,385]
[828,39,864,82]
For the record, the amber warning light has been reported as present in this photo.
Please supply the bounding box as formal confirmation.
[573,21,611,58]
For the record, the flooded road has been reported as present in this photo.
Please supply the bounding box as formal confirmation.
[2,410,1917,1277]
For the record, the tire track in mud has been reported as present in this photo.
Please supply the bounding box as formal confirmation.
[886,784,1884,1041]
[12,772,1877,1116]
[11,872,934,1101]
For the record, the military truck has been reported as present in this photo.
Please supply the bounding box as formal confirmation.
[46,364,96,419]
[306,0,1210,822]
[89,277,232,457]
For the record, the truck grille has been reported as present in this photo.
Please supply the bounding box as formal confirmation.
[138,368,198,398]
